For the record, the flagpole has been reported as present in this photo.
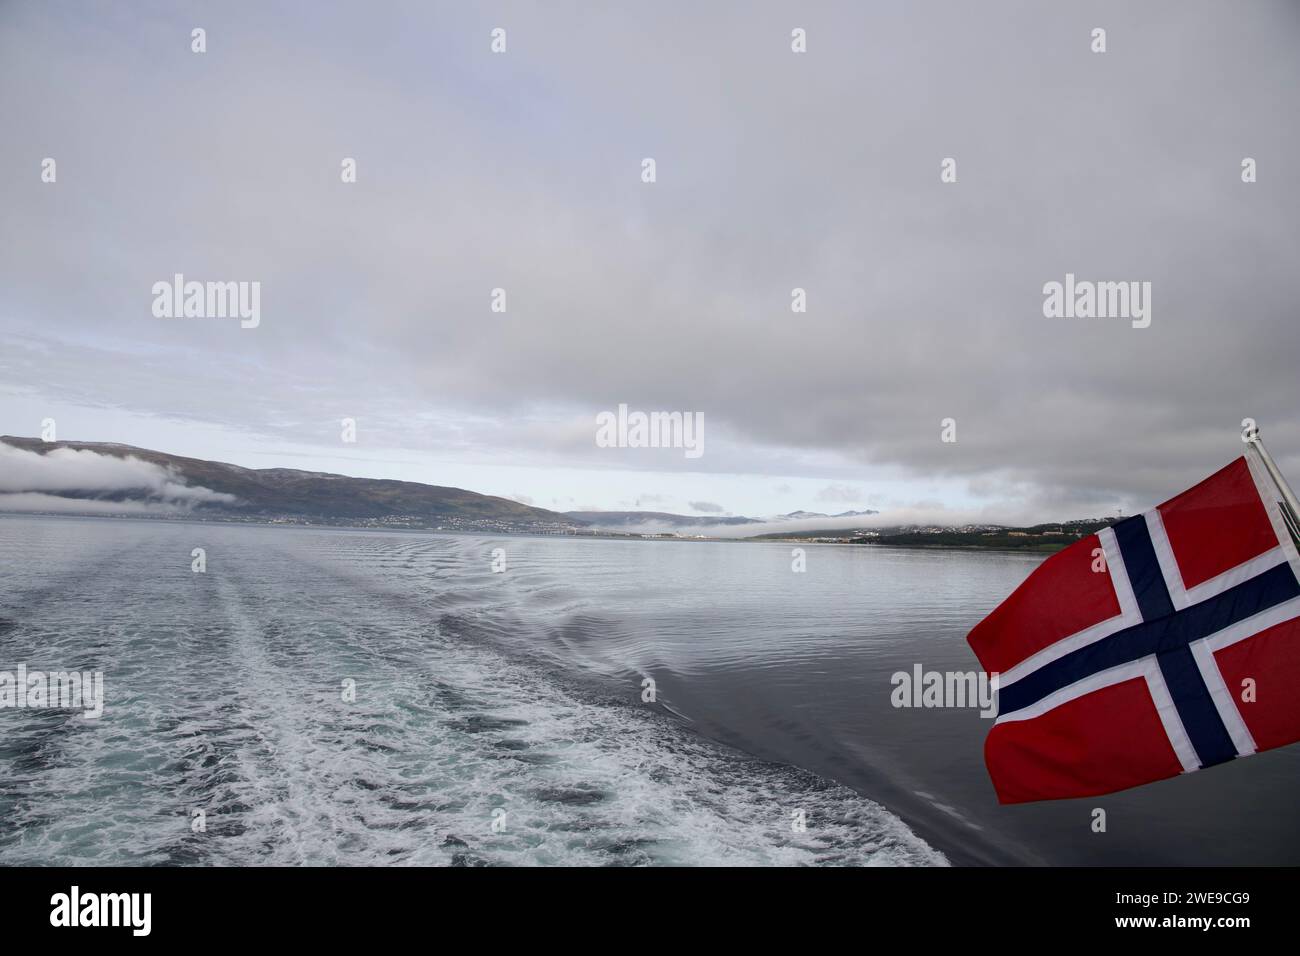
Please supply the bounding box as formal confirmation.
[1245,426,1300,541]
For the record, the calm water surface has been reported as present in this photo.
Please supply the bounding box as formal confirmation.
[1,514,1296,865]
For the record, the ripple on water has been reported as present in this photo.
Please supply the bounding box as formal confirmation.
[0,519,947,867]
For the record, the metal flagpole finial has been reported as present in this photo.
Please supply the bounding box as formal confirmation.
[1244,421,1300,543]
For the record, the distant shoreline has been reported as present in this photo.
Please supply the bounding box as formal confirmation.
[0,509,1102,553]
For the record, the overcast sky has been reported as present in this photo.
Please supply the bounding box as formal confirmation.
[2,1,1298,523]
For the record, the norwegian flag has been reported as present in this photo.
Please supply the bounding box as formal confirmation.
[968,450,1300,803]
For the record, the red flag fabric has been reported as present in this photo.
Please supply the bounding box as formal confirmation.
[968,454,1300,803]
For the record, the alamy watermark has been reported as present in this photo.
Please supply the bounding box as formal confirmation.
[1042,273,1150,329]
[50,886,150,936]
[595,404,704,459]
[0,665,104,719]
[891,664,997,718]
[152,274,261,328]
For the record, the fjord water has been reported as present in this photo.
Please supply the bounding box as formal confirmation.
[1,516,1296,866]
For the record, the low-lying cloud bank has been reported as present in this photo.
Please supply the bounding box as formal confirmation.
[0,443,236,514]
[634,504,1111,539]
[0,492,200,516]
[590,513,883,538]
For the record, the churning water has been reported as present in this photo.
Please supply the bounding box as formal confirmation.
[1,515,1297,866]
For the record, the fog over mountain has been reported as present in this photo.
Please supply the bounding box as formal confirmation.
[0,437,891,536]
[565,508,880,535]
[0,438,574,530]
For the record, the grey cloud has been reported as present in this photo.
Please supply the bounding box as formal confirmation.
[0,493,197,516]
[688,501,725,514]
[2,1,1298,512]
[0,443,236,507]
[815,484,862,504]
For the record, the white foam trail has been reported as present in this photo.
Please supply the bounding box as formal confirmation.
[0,517,946,866]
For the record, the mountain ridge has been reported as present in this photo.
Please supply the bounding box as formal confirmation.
[0,436,883,535]
[0,436,577,531]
